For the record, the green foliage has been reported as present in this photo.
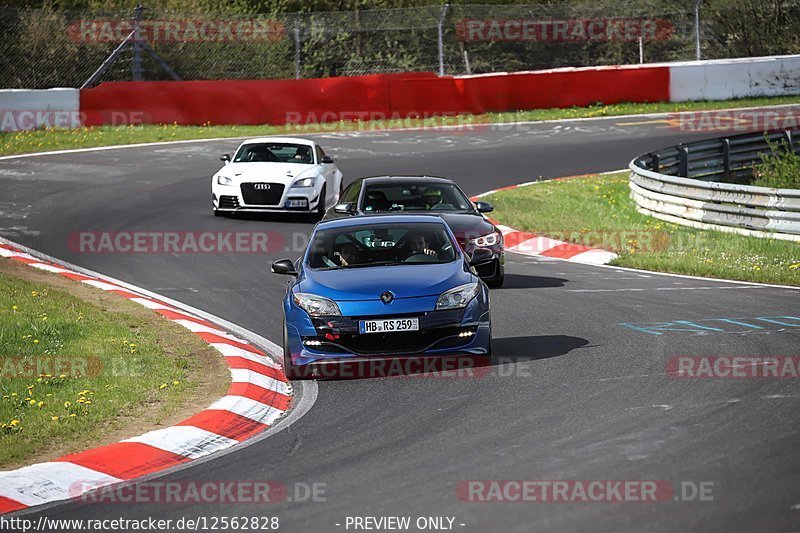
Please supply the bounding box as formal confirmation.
[754,141,800,189]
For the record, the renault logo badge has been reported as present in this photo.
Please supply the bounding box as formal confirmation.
[380,291,394,304]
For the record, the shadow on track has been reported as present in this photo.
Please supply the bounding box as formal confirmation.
[497,274,568,289]
[490,335,589,367]
[306,336,588,381]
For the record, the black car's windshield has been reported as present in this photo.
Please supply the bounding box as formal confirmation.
[233,143,314,164]
[361,182,474,213]
[307,223,457,270]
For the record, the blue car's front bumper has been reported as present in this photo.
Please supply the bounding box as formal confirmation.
[284,288,491,367]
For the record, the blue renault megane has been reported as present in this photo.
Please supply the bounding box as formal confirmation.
[271,215,492,379]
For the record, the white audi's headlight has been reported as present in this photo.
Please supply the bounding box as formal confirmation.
[216,175,233,186]
[470,231,502,247]
[293,293,341,316]
[291,177,317,189]
[436,282,480,310]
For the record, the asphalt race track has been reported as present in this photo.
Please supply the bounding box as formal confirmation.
[2,116,799,531]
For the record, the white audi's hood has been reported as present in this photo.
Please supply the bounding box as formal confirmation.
[223,162,317,184]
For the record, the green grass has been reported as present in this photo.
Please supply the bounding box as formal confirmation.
[0,266,198,466]
[487,172,800,286]
[2,95,800,156]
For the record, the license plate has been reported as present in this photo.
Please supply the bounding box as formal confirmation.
[287,199,308,208]
[359,318,419,334]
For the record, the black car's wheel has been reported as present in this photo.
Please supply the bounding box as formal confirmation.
[486,276,504,288]
[283,323,311,380]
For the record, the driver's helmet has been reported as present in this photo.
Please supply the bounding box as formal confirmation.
[423,187,443,208]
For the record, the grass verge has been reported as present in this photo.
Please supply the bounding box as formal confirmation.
[2,95,800,156]
[0,258,229,468]
[486,172,800,286]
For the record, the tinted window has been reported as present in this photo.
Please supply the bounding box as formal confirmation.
[362,182,473,213]
[234,143,313,164]
[341,181,362,204]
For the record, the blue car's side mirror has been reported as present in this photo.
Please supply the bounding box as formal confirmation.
[271,259,298,276]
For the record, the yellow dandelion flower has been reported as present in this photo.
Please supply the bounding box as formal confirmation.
[789,263,800,270]
[69,414,76,417]
[12,305,17,311]
[10,419,19,426]
[51,416,59,422]
[172,380,180,386]
[33,339,39,344]
[64,401,71,408]
[159,383,168,390]
[28,399,36,405]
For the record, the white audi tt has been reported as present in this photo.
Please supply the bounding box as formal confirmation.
[212,137,344,219]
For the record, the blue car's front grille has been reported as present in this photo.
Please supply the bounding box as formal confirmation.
[307,309,470,356]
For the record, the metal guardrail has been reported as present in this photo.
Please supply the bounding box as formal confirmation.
[629,128,800,241]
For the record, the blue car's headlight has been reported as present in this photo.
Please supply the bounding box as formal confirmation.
[291,177,317,189]
[293,293,341,316]
[436,282,480,310]
[216,175,233,186]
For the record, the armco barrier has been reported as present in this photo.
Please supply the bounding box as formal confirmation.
[0,88,80,132]
[629,128,800,241]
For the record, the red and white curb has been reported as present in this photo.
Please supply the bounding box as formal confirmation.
[471,174,620,265]
[0,241,292,515]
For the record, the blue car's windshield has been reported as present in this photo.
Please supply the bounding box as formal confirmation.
[307,223,457,270]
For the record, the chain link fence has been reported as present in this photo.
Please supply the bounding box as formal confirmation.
[1,1,798,89]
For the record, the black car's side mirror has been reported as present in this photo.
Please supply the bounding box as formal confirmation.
[220,154,231,163]
[321,155,335,164]
[474,201,493,213]
[469,248,493,266]
[271,259,298,276]
[334,202,356,215]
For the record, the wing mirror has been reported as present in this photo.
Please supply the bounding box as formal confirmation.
[321,155,335,164]
[474,201,493,213]
[271,258,298,276]
[469,248,493,266]
[220,154,231,163]
[334,202,356,215]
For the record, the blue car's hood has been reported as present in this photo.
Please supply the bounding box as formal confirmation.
[298,261,471,301]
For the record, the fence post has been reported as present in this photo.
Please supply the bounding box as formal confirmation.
[132,4,144,81]
[294,26,302,80]
[694,0,702,61]
[722,138,731,179]
[678,145,689,177]
[437,3,449,76]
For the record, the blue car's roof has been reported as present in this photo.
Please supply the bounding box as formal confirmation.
[316,214,447,230]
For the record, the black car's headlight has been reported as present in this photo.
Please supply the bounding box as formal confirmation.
[436,282,480,310]
[293,293,341,316]
[470,231,502,247]
[216,175,233,186]
[291,177,317,189]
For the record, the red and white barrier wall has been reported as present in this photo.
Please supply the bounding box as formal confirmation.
[2,55,799,131]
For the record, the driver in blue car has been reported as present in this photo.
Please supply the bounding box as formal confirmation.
[408,232,437,258]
